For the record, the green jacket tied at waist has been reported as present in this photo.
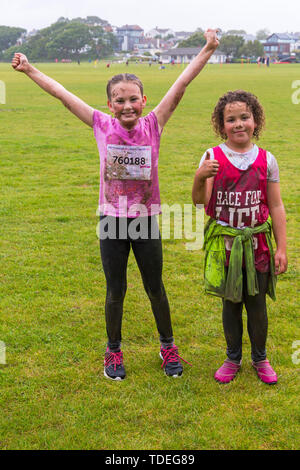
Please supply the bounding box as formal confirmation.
[203,218,276,303]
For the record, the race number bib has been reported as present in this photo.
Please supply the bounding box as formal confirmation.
[106,145,152,180]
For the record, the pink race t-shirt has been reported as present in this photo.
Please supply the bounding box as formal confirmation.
[93,110,162,218]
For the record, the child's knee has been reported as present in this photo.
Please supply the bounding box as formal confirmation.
[107,285,127,303]
[145,283,165,302]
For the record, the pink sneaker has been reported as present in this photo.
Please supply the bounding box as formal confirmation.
[252,359,277,385]
[214,359,241,383]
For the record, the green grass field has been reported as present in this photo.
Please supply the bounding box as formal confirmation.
[0,61,299,450]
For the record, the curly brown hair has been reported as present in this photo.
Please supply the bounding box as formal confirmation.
[211,90,265,140]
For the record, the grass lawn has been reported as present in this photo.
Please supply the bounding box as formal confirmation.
[0,61,299,450]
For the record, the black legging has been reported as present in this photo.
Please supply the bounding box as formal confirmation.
[222,270,269,363]
[99,215,173,350]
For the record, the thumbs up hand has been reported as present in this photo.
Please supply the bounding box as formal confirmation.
[197,151,219,179]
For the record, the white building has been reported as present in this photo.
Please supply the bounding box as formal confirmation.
[174,31,194,41]
[289,33,300,52]
[145,27,175,39]
[116,24,144,52]
[160,47,226,64]
[133,37,160,56]
[232,33,256,43]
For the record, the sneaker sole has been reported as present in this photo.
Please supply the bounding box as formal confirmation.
[159,352,182,378]
[103,368,125,381]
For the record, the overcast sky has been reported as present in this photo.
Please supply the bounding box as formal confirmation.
[1,0,300,35]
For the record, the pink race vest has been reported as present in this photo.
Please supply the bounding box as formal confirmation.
[206,146,270,272]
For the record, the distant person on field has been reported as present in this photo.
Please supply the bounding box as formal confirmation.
[192,90,287,385]
[12,29,219,381]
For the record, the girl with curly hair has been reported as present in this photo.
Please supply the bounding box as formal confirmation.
[192,90,287,385]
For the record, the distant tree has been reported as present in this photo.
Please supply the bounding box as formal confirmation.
[2,20,69,61]
[86,16,109,26]
[178,31,206,48]
[256,29,270,40]
[219,35,245,58]
[68,16,109,26]
[56,17,69,24]
[88,26,118,58]
[239,40,264,58]
[0,26,26,53]
[1,43,30,61]
[46,22,91,59]
[1,17,117,61]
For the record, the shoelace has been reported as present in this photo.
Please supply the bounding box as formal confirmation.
[105,351,123,371]
[161,346,192,368]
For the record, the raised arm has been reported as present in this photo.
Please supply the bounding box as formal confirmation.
[11,53,94,127]
[153,29,219,131]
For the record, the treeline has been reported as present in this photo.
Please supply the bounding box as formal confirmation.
[0,17,118,61]
[0,21,273,62]
[178,29,264,58]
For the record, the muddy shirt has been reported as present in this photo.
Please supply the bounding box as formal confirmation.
[93,110,161,217]
[205,145,270,272]
[199,143,279,182]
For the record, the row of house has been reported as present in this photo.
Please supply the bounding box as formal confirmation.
[115,25,193,54]
[115,26,300,61]
[263,33,300,57]
[20,21,300,62]
[17,22,192,56]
